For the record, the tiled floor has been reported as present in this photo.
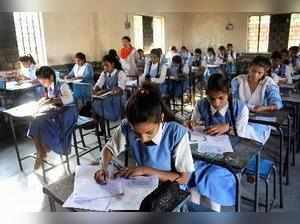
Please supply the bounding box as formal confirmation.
[0,124,300,212]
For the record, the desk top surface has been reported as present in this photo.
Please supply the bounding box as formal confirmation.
[1,81,41,92]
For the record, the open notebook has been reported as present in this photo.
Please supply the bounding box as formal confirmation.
[189,131,234,154]
[63,165,159,211]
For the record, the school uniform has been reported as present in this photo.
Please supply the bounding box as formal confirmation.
[27,82,78,155]
[271,64,293,84]
[189,98,251,206]
[92,69,127,121]
[21,64,37,80]
[103,119,194,175]
[180,51,192,66]
[231,75,283,144]
[141,61,168,94]
[203,55,221,81]
[225,51,237,79]
[162,63,189,97]
[68,62,94,84]
[291,52,300,74]
[191,56,202,71]
[136,57,146,75]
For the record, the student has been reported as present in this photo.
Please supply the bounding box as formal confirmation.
[225,43,237,79]
[108,49,120,61]
[217,46,227,65]
[270,51,293,85]
[94,83,194,185]
[18,54,37,81]
[203,47,220,81]
[28,66,78,169]
[142,48,167,85]
[163,55,189,98]
[191,48,202,68]
[67,52,94,84]
[180,46,192,66]
[289,46,300,74]
[119,36,138,77]
[136,49,146,75]
[188,73,253,211]
[93,55,127,122]
[166,46,180,66]
[231,56,283,144]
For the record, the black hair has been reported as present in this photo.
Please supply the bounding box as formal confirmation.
[271,51,282,60]
[206,73,229,94]
[108,49,119,59]
[150,48,161,58]
[36,66,56,84]
[194,48,202,55]
[75,52,86,63]
[19,54,36,65]
[137,49,144,54]
[102,54,123,71]
[289,46,299,53]
[172,55,183,73]
[207,47,216,57]
[122,36,131,42]
[219,46,226,51]
[227,43,233,48]
[181,46,188,51]
[126,82,177,125]
[171,46,177,51]
[250,56,271,68]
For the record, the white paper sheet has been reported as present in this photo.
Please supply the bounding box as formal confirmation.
[190,131,233,154]
[63,165,159,211]
[252,116,277,123]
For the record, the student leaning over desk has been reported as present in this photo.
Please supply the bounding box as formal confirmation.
[187,73,257,211]
[231,56,283,144]
[27,66,78,170]
[94,82,194,185]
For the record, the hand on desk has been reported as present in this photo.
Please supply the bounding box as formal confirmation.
[205,124,230,136]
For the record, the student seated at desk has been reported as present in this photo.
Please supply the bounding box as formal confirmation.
[142,49,167,85]
[289,46,300,74]
[94,83,194,185]
[66,52,94,84]
[92,55,127,122]
[191,48,202,69]
[231,56,283,144]
[180,46,192,67]
[225,43,237,77]
[136,49,146,75]
[271,51,293,85]
[187,73,254,211]
[28,66,78,169]
[18,54,38,81]
[203,47,221,81]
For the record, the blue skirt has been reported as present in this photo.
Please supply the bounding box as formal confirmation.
[27,105,78,155]
[188,161,236,206]
[160,79,188,97]
[93,95,124,121]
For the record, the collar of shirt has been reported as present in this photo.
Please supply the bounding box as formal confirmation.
[151,123,164,145]
[48,82,55,91]
[106,69,117,77]
[210,103,229,117]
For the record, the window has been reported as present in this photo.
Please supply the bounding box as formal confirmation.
[288,13,300,48]
[133,15,165,53]
[247,15,271,53]
[13,12,47,65]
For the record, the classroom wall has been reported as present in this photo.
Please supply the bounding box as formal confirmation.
[42,12,185,65]
[182,13,250,53]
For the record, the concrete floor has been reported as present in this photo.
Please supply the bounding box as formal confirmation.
[0,123,299,212]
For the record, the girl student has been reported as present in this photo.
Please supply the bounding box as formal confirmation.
[188,73,256,211]
[92,54,127,123]
[67,52,94,84]
[231,56,283,144]
[94,82,194,185]
[28,66,78,169]
[18,54,37,81]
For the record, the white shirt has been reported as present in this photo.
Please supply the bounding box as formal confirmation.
[234,75,277,110]
[191,102,250,139]
[21,64,37,80]
[72,63,88,78]
[102,123,195,173]
[47,82,74,105]
[271,65,293,84]
[142,62,168,84]
[94,69,127,90]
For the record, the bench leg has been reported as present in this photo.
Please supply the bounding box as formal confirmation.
[48,196,57,212]
[73,131,80,166]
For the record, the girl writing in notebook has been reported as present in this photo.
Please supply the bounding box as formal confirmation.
[94,83,194,185]
[28,66,78,169]
[188,73,254,211]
